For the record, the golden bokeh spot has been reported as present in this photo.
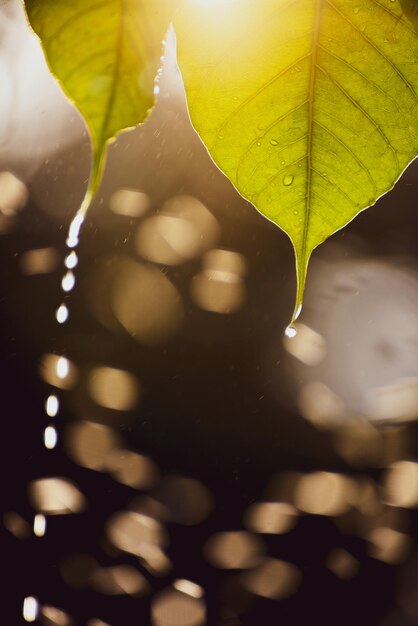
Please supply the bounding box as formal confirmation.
[39,354,78,390]
[65,421,122,472]
[87,366,141,411]
[240,558,301,600]
[109,188,151,218]
[204,531,264,569]
[29,477,86,515]
[244,502,297,535]
[151,586,206,626]
[20,247,60,275]
[294,472,355,517]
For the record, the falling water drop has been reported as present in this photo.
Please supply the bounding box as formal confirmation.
[45,395,59,417]
[283,175,294,186]
[33,514,47,537]
[56,356,69,379]
[44,425,58,450]
[23,597,39,623]
[62,271,75,293]
[56,304,69,324]
[65,251,78,270]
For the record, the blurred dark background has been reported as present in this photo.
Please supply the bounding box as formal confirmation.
[3,2,418,625]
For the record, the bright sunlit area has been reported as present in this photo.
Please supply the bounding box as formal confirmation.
[3,1,418,625]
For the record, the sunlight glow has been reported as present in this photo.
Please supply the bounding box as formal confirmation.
[194,0,237,5]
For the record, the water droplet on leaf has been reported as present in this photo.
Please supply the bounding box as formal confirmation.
[283,175,294,186]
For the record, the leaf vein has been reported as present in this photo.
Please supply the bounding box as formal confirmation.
[211,52,311,151]
[50,1,109,43]
[326,0,418,101]
[317,64,400,170]
[314,119,378,193]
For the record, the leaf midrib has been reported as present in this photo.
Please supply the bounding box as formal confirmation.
[303,0,324,267]
[98,0,125,152]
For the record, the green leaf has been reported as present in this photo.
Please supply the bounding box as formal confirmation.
[175,0,418,326]
[24,0,175,215]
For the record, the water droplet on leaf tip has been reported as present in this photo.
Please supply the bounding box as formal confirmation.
[283,175,294,186]
[67,214,84,249]
[285,325,297,338]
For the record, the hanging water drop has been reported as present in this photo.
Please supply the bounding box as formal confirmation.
[283,175,294,186]
[285,324,297,338]
[66,213,84,249]
[56,356,69,379]
[45,395,59,417]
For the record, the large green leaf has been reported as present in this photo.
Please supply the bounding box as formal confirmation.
[24,0,175,215]
[175,0,418,327]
